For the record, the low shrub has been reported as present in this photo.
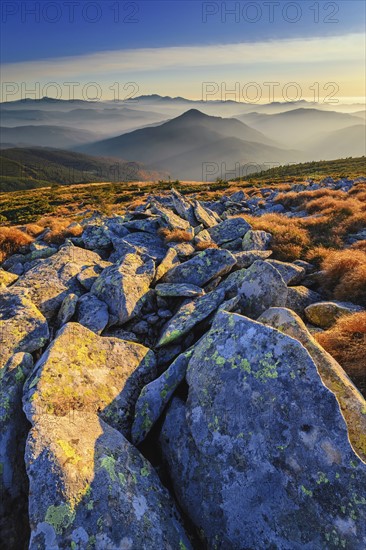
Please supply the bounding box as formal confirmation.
[0,227,33,262]
[320,249,366,305]
[158,228,192,243]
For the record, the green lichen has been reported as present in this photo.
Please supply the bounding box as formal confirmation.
[179,540,189,550]
[316,472,329,485]
[140,466,149,477]
[254,352,279,382]
[100,456,117,481]
[44,504,76,535]
[301,485,313,497]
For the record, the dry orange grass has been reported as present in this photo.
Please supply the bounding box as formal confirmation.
[316,312,366,397]
[351,240,366,252]
[36,217,83,245]
[243,213,310,261]
[158,228,192,243]
[25,223,46,237]
[0,227,34,262]
[320,249,366,306]
[195,241,218,251]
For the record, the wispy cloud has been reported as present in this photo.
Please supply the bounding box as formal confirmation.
[2,33,364,81]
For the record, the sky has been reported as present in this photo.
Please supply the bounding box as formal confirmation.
[1,0,365,103]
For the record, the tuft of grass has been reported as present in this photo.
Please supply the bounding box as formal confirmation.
[0,227,33,262]
[158,228,193,243]
[195,241,218,251]
[316,312,366,397]
[320,249,366,306]
[242,213,310,261]
[41,218,83,245]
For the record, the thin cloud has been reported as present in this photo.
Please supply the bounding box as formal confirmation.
[2,33,364,81]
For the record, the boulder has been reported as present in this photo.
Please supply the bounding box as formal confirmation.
[0,288,49,368]
[193,200,220,228]
[23,324,191,549]
[171,189,198,226]
[305,301,364,329]
[150,201,191,230]
[24,322,157,442]
[13,244,103,320]
[266,259,305,285]
[0,352,33,549]
[91,253,155,325]
[286,286,322,317]
[162,249,236,287]
[0,268,18,286]
[75,293,109,334]
[238,260,288,318]
[258,307,366,463]
[233,249,272,268]
[155,283,205,298]
[77,260,112,291]
[168,242,195,258]
[56,293,79,327]
[153,248,180,283]
[242,229,272,251]
[132,350,193,445]
[157,289,225,347]
[208,217,251,245]
[113,232,167,262]
[160,311,366,549]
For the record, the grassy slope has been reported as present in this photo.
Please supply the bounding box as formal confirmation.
[0,157,365,225]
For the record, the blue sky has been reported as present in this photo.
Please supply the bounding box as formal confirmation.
[1,1,365,102]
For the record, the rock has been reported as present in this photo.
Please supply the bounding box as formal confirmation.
[8,262,24,276]
[160,311,366,549]
[305,301,364,329]
[258,307,366,462]
[194,229,213,245]
[238,260,288,318]
[91,253,155,325]
[26,242,56,262]
[0,288,49,368]
[102,328,139,343]
[242,229,272,251]
[157,288,225,347]
[76,293,109,334]
[208,217,251,245]
[155,283,205,298]
[293,259,315,273]
[168,242,195,258]
[13,244,103,320]
[193,200,219,228]
[132,350,193,445]
[220,238,243,251]
[56,293,78,327]
[0,268,18,286]
[77,260,112,291]
[286,286,322,317]
[24,322,157,441]
[162,249,236,287]
[113,232,167,262]
[123,217,161,234]
[23,323,191,549]
[233,250,272,268]
[82,221,113,249]
[0,352,33,549]
[157,309,173,319]
[132,320,150,335]
[153,248,180,284]
[266,259,306,285]
[150,201,191,230]
[171,189,198,226]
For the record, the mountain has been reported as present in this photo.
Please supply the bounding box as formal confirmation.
[77,109,301,180]
[306,125,366,160]
[0,147,166,192]
[0,125,101,149]
[235,108,362,148]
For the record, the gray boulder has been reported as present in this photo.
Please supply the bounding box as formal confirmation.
[233,249,272,268]
[266,259,306,285]
[160,311,366,549]
[157,288,225,347]
[162,249,236,287]
[155,283,205,298]
[208,217,251,245]
[305,301,364,329]
[242,229,272,251]
[0,288,49,368]
[76,293,109,334]
[238,260,288,318]
[91,253,155,325]
[286,286,322,318]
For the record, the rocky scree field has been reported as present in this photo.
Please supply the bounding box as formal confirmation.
[1,178,366,549]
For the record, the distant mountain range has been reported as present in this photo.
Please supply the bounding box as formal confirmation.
[0,96,365,182]
[76,109,302,180]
